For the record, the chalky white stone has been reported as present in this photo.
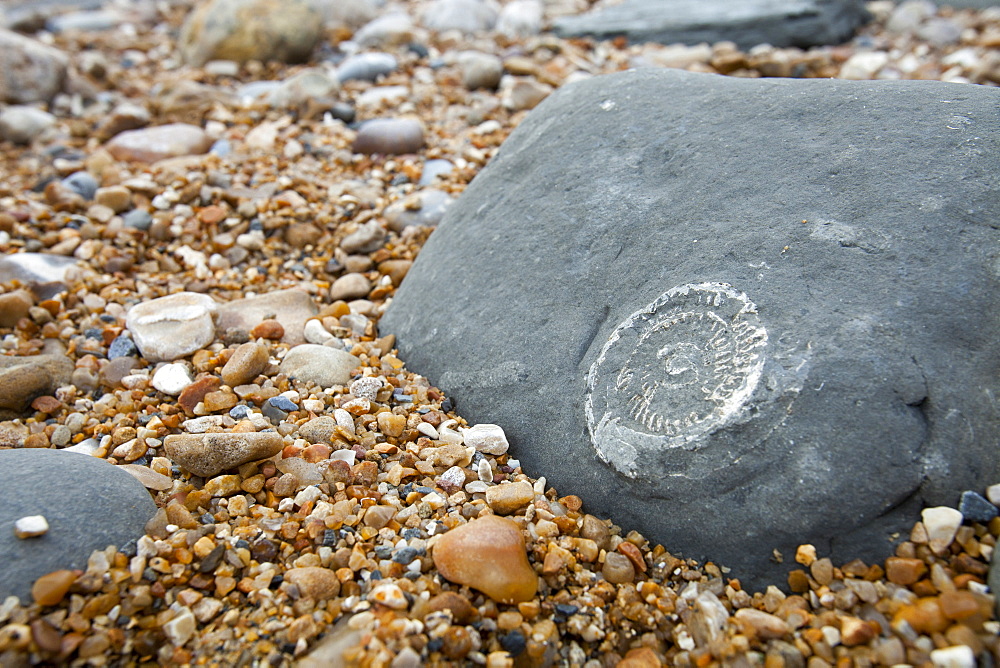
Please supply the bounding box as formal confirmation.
[462,423,509,455]
[14,515,48,538]
[921,506,963,555]
[152,363,193,396]
[125,292,217,362]
[585,282,767,478]
[930,645,976,668]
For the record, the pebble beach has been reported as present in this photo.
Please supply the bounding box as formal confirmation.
[0,0,999,665]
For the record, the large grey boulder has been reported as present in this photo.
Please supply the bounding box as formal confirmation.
[0,449,157,602]
[554,0,869,50]
[381,69,1000,589]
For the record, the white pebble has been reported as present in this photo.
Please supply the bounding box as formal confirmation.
[151,363,193,396]
[331,449,356,466]
[986,483,1000,506]
[294,485,322,507]
[162,607,196,646]
[477,458,493,482]
[462,423,509,455]
[416,422,439,439]
[465,480,489,494]
[14,515,49,538]
[922,506,963,555]
[334,408,355,434]
[931,645,976,668]
[303,319,334,344]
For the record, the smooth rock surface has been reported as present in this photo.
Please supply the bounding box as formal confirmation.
[216,288,317,346]
[353,118,425,155]
[164,432,284,477]
[0,29,69,104]
[179,0,323,66]
[432,515,537,603]
[382,69,1000,588]
[126,292,218,362]
[0,449,156,602]
[279,344,360,388]
[105,124,213,163]
[553,0,869,50]
[0,106,56,145]
[0,253,77,286]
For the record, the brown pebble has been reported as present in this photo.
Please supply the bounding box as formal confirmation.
[221,342,269,387]
[839,616,877,646]
[30,618,62,654]
[485,480,534,515]
[939,590,980,620]
[580,514,611,550]
[284,567,340,600]
[424,591,477,624]
[178,375,222,414]
[734,608,790,639]
[787,569,810,593]
[432,515,537,604]
[363,504,396,530]
[30,395,61,413]
[617,541,647,574]
[602,552,635,584]
[617,647,662,667]
[164,432,284,477]
[885,556,927,585]
[250,319,284,340]
[894,597,949,634]
[32,570,79,606]
[378,259,413,286]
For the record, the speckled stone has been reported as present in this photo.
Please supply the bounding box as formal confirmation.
[164,432,285,477]
[179,0,323,66]
[0,449,156,602]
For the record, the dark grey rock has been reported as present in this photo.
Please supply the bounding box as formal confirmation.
[380,69,1000,590]
[959,491,997,524]
[0,449,157,602]
[553,0,870,50]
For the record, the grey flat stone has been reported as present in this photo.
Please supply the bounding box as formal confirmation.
[553,0,869,50]
[0,448,157,603]
[381,69,1000,590]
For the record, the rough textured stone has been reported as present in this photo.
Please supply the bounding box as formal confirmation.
[216,289,317,346]
[382,69,1000,588]
[0,449,156,602]
[164,432,284,477]
[0,354,73,418]
[179,0,323,66]
[0,29,68,104]
[554,0,869,50]
[279,344,359,388]
[125,292,218,362]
